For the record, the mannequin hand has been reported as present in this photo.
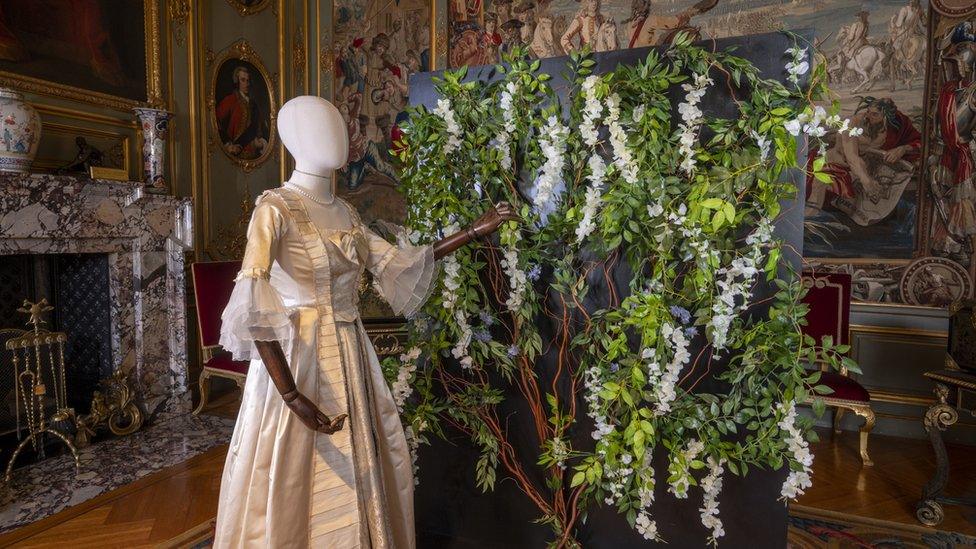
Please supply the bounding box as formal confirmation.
[284,392,348,434]
[471,201,520,238]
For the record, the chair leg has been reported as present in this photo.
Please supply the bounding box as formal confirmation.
[193,369,212,415]
[853,405,876,467]
[833,407,847,434]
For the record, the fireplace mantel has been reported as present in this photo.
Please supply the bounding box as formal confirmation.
[0,174,193,420]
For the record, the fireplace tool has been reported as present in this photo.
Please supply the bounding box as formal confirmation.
[4,299,80,482]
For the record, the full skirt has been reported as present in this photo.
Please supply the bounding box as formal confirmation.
[214,307,414,548]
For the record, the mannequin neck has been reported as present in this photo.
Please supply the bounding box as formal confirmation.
[284,167,335,204]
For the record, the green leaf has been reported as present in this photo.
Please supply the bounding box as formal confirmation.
[570,471,586,487]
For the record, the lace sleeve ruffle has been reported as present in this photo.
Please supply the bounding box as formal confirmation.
[375,243,437,318]
[218,272,292,361]
[365,224,438,318]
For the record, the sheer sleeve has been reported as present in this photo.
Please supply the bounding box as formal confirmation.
[218,199,292,361]
[364,223,438,318]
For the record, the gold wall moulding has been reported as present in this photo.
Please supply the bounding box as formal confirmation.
[212,188,255,260]
[207,39,278,173]
[169,0,191,47]
[73,369,144,448]
[294,27,308,91]
[0,0,162,111]
[226,0,273,16]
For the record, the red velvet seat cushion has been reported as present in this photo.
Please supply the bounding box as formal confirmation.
[206,353,249,375]
[817,371,870,402]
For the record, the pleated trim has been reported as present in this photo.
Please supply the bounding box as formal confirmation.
[268,188,367,548]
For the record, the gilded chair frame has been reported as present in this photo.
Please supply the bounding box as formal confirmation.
[803,274,876,466]
[191,260,247,415]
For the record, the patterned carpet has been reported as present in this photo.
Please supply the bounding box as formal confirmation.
[163,505,976,548]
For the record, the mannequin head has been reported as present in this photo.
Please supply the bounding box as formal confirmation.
[278,96,348,175]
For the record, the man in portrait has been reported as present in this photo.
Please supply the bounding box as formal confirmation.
[215,65,269,160]
[805,97,920,225]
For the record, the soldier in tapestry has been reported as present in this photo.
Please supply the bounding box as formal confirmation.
[929,20,976,265]
[333,0,432,225]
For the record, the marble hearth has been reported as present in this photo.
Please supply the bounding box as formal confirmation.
[0,174,193,420]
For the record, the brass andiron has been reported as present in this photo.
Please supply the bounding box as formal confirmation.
[4,299,81,482]
[73,369,143,447]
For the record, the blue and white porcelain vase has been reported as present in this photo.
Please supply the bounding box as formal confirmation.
[0,88,41,174]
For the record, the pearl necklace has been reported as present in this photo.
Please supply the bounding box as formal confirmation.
[284,181,336,205]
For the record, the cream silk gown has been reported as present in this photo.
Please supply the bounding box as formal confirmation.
[214,187,436,548]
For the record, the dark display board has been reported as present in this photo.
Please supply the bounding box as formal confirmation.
[409,31,810,548]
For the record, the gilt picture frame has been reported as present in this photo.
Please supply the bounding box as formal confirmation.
[207,40,278,173]
[0,0,161,111]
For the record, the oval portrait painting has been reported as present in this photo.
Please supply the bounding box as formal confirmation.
[210,41,276,171]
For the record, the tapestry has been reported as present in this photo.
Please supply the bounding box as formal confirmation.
[333,0,433,225]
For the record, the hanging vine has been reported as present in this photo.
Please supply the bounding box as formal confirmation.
[385,34,858,547]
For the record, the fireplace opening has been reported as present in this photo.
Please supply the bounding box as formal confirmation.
[0,253,113,464]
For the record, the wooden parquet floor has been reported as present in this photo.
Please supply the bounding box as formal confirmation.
[0,422,973,547]
[0,444,226,548]
[797,427,976,536]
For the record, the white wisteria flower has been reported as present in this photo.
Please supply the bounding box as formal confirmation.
[433,97,462,154]
[778,400,814,499]
[575,152,608,243]
[500,230,527,311]
[652,323,692,415]
[785,46,809,86]
[676,72,713,175]
[699,457,726,545]
[496,81,518,170]
[533,115,569,214]
[393,347,421,411]
[668,438,704,499]
[751,129,771,162]
[606,93,639,184]
[580,75,603,147]
[708,217,773,350]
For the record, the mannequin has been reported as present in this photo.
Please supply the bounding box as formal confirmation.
[214,96,516,548]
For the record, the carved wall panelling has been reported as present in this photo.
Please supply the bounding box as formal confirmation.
[227,0,273,16]
[170,0,191,47]
[189,0,288,262]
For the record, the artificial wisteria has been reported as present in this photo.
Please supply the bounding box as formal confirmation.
[533,115,569,213]
[496,81,518,171]
[393,36,852,547]
[433,97,462,155]
[777,400,814,499]
[676,72,713,175]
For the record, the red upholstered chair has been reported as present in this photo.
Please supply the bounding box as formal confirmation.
[191,260,248,414]
[801,271,876,466]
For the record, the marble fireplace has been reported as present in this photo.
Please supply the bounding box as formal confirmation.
[0,174,193,422]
